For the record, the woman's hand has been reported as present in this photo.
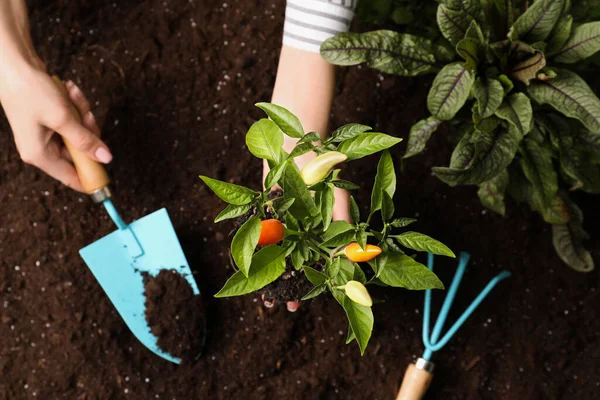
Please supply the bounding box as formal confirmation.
[0,64,112,192]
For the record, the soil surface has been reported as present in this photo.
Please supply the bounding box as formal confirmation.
[0,1,599,399]
[143,270,205,364]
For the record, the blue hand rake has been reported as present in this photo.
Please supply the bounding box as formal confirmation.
[396,252,511,400]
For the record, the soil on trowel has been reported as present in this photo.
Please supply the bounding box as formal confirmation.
[142,270,205,364]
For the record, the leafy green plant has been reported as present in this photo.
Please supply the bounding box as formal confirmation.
[200,103,455,354]
[322,0,600,272]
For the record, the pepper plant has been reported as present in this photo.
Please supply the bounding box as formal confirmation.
[200,103,455,354]
[321,0,600,272]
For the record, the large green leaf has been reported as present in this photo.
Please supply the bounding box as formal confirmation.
[510,51,546,86]
[553,21,600,63]
[342,295,373,355]
[495,93,533,135]
[473,78,505,119]
[200,176,257,205]
[519,138,562,224]
[264,160,288,190]
[508,0,565,42]
[528,70,600,134]
[255,103,304,139]
[320,30,442,76]
[428,62,474,121]
[559,144,600,193]
[404,117,443,158]
[321,221,356,247]
[433,124,522,185]
[316,183,335,231]
[546,14,573,56]
[246,119,284,163]
[394,232,455,257]
[370,150,396,214]
[215,245,286,297]
[231,216,262,277]
[477,169,510,215]
[337,133,402,160]
[552,200,594,272]
[378,253,444,290]
[437,4,475,45]
[280,163,319,219]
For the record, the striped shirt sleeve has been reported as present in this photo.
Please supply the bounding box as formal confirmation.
[283,0,358,53]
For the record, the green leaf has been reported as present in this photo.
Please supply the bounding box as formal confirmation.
[264,160,288,190]
[552,201,594,272]
[433,124,522,185]
[378,253,444,290]
[456,37,483,72]
[231,216,262,277]
[334,258,367,285]
[342,296,373,355]
[214,203,253,223]
[356,228,368,250]
[508,0,565,42]
[274,197,295,214]
[404,117,443,158]
[428,62,475,121]
[328,257,342,279]
[329,124,372,143]
[473,78,505,119]
[437,4,475,45]
[546,14,573,56]
[214,245,286,297]
[285,212,299,231]
[304,266,328,285]
[553,21,600,63]
[299,132,321,144]
[350,196,361,223]
[370,150,396,214]
[346,326,356,344]
[510,52,546,86]
[291,247,305,270]
[337,133,402,161]
[280,163,319,219]
[255,103,304,138]
[519,138,561,223]
[495,93,533,135]
[317,184,335,231]
[289,142,314,159]
[200,176,257,205]
[390,218,417,228]
[477,169,510,215]
[332,180,360,190]
[528,70,600,134]
[246,119,284,163]
[395,232,456,257]
[382,192,395,221]
[301,284,327,301]
[321,225,357,247]
[497,74,514,94]
[320,30,442,76]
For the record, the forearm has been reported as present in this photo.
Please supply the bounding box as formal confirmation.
[0,0,39,84]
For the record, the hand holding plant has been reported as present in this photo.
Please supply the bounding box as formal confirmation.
[201,103,454,353]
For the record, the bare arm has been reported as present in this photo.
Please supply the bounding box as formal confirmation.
[0,0,111,191]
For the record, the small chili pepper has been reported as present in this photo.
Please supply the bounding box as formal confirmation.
[300,151,348,185]
[345,280,373,307]
[257,219,285,246]
[344,242,382,262]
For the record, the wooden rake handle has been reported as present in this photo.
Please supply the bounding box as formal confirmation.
[396,359,434,400]
[51,76,111,200]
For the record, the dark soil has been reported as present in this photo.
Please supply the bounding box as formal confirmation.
[261,260,313,303]
[0,1,599,399]
[142,270,205,364]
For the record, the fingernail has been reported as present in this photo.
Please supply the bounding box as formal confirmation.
[287,303,299,313]
[264,301,274,309]
[65,80,74,89]
[95,147,113,163]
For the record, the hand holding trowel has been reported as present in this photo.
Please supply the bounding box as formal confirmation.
[52,77,203,364]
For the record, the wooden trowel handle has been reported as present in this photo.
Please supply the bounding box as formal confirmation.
[396,359,434,400]
[52,76,111,201]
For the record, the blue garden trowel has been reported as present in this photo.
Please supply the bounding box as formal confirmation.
[54,78,200,364]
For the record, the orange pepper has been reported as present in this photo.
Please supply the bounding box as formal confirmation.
[257,219,285,246]
[344,242,382,262]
